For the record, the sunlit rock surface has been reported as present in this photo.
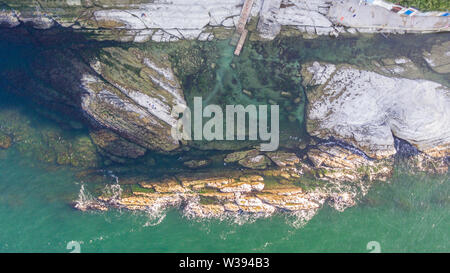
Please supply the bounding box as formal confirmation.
[303,62,450,159]
[307,144,393,182]
[93,169,360,219]
[81,47,186,153]
[10,0,448,41]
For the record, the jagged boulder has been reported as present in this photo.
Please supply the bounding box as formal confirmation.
[89,129,147,159]
[0,132,12,149]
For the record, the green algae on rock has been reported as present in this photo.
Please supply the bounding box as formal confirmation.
[0,105,101,168]
[81,46,186,153]
[0,131,12,149]
[90,129,146,160]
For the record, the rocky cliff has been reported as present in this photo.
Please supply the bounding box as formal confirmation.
[0,35,187,158]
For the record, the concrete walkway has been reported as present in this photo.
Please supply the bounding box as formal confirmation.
[328,0,449,32]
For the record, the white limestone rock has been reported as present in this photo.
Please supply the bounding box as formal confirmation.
[303,62,450,159]
[0,10,20,27]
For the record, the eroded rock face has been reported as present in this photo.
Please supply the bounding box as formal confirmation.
[0,0,377,42]
[92,170,352,219]
[81,143,399,219]
[81,47,186,153]
[0,0,259,41]
[90,129,147,160]
[303,62,450,159]
[0,132,12,149]
[2,0,448,42]
[307,145,393,182]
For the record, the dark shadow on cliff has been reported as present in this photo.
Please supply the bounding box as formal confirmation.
[0,24,119,126]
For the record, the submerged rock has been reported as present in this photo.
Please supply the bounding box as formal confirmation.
[0,132,12,149]
[224,149,271,169]
[303,62,450,160]
[183,159,211,169]
[401,153,449,174]
[224,149,260,163]
[238,154,271,170]
[423,41,450,74]
[1,44,187,158]
[0,107,101,168]
[90,129,146,160]
[87,152,386,219]
[370,57,423,79]
[7,0,445,42]
[266,151,300,167]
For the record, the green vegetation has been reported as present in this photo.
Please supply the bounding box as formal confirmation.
[131,184,155,194]
[397,0,449,11]
[199,195,221,205]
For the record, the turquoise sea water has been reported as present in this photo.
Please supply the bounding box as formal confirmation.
[0,29,448,253]
[0,146,447,253]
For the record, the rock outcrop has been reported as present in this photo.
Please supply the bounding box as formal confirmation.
[94,169,359,219]
[1,43,186,157]
[307,144,393,182]
[225,149,271,169]
[0,132,12,149]
[303,62,450,160]
[84,142,398,219]
[81,47,186,153]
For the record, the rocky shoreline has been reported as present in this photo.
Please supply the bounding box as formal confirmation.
[75,139,447,219]
[1,0,448,43]
[75,150,382,219]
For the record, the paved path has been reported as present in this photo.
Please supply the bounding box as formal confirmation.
[328,0,449,32]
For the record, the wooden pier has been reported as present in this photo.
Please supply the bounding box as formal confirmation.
[234,29,248,56]
[233,0,254,56]
[236,0,254,33]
